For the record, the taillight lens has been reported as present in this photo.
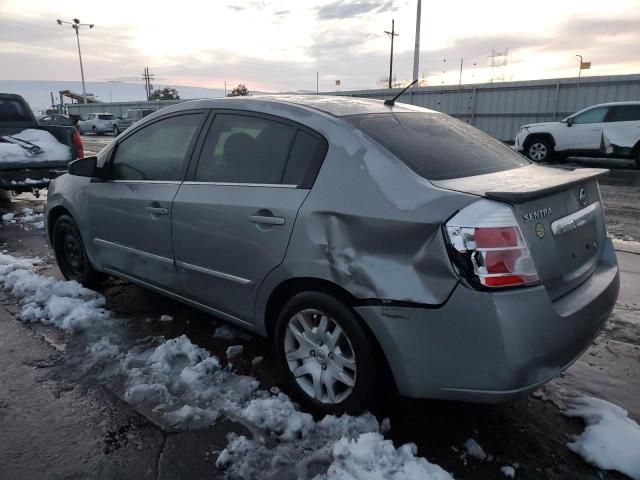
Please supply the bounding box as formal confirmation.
[72,130,84,160]
[445,200,539,289]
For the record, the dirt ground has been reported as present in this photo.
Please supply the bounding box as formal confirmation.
[0,149,638,480]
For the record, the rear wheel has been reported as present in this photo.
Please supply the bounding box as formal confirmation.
[526,137,553,163]
[113,125,120,136]
[634,148,640,169]
[275,291,376,415]
[53,215,104,287]
[92,126,98,135]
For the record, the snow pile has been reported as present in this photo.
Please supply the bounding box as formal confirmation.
[218,394,452,479]
[1,252,454,479]
[0,254,108,332]
[0,129,72,164]
[500,465,516,477]
[2,213,14,222]
[226,344,243,359]
[463,438,487,461]
[320,432,452,480]
[565,396,640,479]
[122,334,258,429]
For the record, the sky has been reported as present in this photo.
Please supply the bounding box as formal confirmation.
[1,0,639,93]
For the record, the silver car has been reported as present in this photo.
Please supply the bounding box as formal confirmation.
[45,96,619,414]
[77,112,118,135]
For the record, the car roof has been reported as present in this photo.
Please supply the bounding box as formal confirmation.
[588,101,640,108]
[168,95,432,118]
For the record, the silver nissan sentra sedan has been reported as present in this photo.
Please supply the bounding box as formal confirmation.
[45,96,619,414]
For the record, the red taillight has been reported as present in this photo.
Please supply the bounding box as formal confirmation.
[72,130,84,159]
[445,201,539,289]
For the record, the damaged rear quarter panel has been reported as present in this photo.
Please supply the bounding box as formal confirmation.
[255,117,479,328]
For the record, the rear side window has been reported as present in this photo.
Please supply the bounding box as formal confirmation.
[111,114,203,181]
[606,105,640,122]
[344,113,528,180]
[98,114,115,120]
[195,114,296,184]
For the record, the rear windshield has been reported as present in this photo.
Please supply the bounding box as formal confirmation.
[344,112,528,180]
[0,98,32,122]
[98,114,115,120]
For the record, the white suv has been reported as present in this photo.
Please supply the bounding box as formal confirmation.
[77,113,118,135]
[515,101,640,167]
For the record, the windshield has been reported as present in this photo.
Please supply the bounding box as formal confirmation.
[344,112,528,180]
[98,114,115,120]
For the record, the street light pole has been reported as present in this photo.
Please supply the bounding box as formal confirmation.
[57,18,94,104]
[412,0,422,82]
[575,54,583,91]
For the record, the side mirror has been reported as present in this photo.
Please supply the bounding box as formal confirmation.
[68,156,100,178]
[566,118,574,127]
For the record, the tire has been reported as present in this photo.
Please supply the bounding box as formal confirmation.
[525,137,553,163]
[113,125,120,136]
[274,291,376,415]
[92,126,98,135]
[52,215,104,287]
[634,148,640,170]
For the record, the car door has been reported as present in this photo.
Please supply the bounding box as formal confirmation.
[172,111,327,322]
[603,105,640,155]
[560,106,608,152]
[85,111,205,292]
[78,114,93,133]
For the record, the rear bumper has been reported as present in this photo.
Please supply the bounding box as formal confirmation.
[0,166,68,191]
[355,238,619,403]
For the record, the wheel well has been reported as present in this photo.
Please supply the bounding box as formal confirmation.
[523,133,556,150]
[47,206,72,242]
[264,277,398,393]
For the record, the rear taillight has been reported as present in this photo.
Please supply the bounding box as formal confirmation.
[444,199,539,289]
[72,130,84,159]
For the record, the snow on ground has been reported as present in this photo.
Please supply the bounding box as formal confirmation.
[0,253,453,479]
[564,396,640,480]
[463,438,488,461]
[500,465,516,477]
[0,129,71,163]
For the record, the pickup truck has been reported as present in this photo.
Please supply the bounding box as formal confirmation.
[113,108,156,135]
[0,93,83,194]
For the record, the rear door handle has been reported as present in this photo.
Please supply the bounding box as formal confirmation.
[249,215,285,225]
[146,206,168,216]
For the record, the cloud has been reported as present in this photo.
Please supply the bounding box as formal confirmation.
[317,0,394,20]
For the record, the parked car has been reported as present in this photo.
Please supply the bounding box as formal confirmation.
[0,93,83,193]
[45,96,619,414]
[114,108,156,135]
[77,113,118,135]
[37,114,75,127]
[515,101,640,167]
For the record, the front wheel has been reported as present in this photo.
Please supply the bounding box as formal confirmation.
[113,125,120,136]
[526,138,553,163]
[52,215,104,287]
[275,291,376,415]
[92,126,98,135]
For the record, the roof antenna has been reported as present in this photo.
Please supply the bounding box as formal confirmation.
[384,79,419,106]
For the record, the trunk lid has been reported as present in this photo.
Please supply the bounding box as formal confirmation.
[434,164,609,300]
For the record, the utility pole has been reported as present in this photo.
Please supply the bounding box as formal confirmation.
[385,19,399,89]
[458,58,464,88]
[57,18,94,104]
[316,72,319,95]
[412,0,421,82]
[142,67,155,100]
[224,81,227,97]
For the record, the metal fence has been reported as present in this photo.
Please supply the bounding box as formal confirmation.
[66,99,187,118]
[66,74,640,142]
[329,74,640,141]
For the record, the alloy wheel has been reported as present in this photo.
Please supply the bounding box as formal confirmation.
[61,227,85,278]
[284,309,357,404]
[528,142,548,161]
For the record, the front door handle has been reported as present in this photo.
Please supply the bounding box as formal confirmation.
[146,206,168,216]
[249,215,285,225]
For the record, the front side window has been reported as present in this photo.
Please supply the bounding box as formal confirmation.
[194,114,296,184]
[606,105,640,122]
[111,114,203,181]
[571,107,608,124]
